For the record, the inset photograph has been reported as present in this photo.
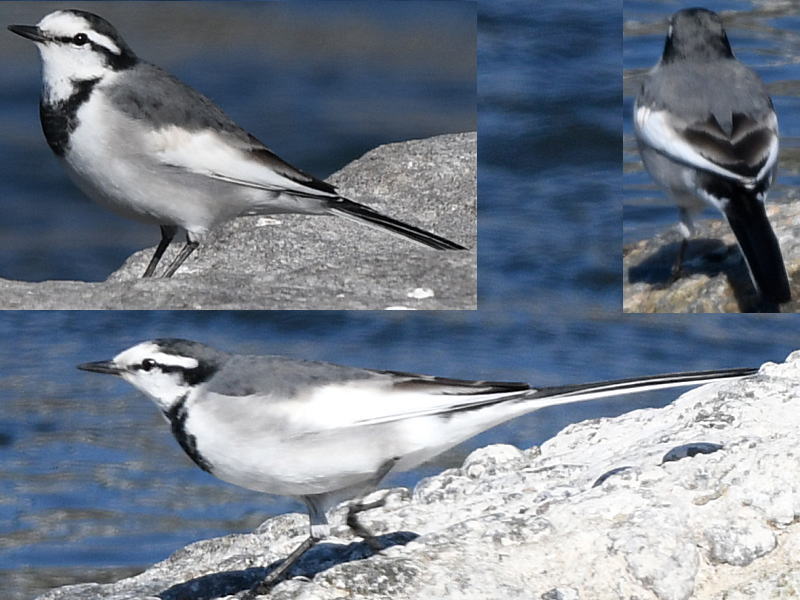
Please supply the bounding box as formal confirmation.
[1,2,476,309]
[624,2,799,313]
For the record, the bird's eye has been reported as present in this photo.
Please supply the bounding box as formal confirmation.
[72,33,89,46]
[141,358,157,371]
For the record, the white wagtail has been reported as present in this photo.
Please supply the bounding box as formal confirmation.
[633,8,790,303]
[8,10,466,278]
[78,338,756,593]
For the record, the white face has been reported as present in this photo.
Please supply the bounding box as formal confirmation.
[111,342,200,411]
[33,11,124,101]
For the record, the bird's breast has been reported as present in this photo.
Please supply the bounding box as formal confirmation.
[56,90,236,233]
[180,394,397,497]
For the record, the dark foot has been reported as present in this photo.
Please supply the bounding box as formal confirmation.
[346,494,389,553]
[162,239,199,278]
[245,535,318,597]
[669,238,688,284]
[654,237,688,289]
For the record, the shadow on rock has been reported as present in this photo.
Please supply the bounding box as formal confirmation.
[627,236,782,312]
[627,237,730,285]
[158,531,418,600]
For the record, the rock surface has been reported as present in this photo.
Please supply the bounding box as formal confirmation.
[34,351,800,600]
[623,192,799,313]
[0,133,476,309]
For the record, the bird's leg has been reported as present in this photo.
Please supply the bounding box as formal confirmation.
[161,234,199,278]
[142,225,177,278]
[670,208,693,283]
[346,491,391,553]
[247,534,320,597]
[344,457,399,552]
[670,237,688,282]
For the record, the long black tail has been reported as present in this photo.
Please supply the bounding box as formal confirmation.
[412,367,758,420]
[527,367,758,402]
[723,192,790,303]
[326,197,466,250]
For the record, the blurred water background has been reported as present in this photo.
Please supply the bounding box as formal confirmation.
[624,0,800,244]
[0,1,475,282]
[4,1,800,599]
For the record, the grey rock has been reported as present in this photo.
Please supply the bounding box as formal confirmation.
[33,352,800,600]
[623,190,800,313]
[0,133,476,309]
[703,519,776,567]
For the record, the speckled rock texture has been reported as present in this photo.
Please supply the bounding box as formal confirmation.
[0,133,476,309]
[34,351,800,600]
[623,192,799,313]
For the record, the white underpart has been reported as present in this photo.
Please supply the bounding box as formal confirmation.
[635,104,777,185]
[182,384,532,497]
[64,87,240,235]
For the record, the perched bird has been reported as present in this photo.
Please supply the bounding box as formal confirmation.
[633,8,790,303]
[8,10,465,278]
[78,338,756,593]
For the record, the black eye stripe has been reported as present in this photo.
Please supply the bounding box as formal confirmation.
[54,34,111,53]
[134,361,186,374]
[48,31,138,71]
[55,35,87,45]
[131,359,219,386]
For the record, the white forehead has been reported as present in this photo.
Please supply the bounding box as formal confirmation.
[115,342,200,370]
[37,10,122,55]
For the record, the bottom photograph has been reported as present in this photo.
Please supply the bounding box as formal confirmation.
[1,311,798,600]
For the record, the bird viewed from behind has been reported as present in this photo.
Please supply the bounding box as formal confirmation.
[633,8,790,304]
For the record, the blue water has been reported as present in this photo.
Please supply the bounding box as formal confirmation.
[3,1,800,599]
[624,0,800,244]
[0,1,475,282]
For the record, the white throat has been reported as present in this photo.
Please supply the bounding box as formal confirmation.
[37,42,110,104]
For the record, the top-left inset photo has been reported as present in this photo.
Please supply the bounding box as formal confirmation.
[1,1,476,310]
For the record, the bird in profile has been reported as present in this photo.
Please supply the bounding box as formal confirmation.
[78,337,756,593]
[9,10,466,278]
[633,8,790,304]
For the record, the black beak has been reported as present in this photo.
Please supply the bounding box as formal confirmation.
[77,360,124,376]
[8,24,46,43]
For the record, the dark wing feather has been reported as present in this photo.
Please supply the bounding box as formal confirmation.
[681,112,775,179]
[380,369,530,395]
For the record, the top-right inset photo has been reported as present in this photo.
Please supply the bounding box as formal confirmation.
[624,2,800,313]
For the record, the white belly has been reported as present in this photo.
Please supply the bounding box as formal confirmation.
[185,404,386,497]
[181,388,528,500]
[62,91,250,238]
